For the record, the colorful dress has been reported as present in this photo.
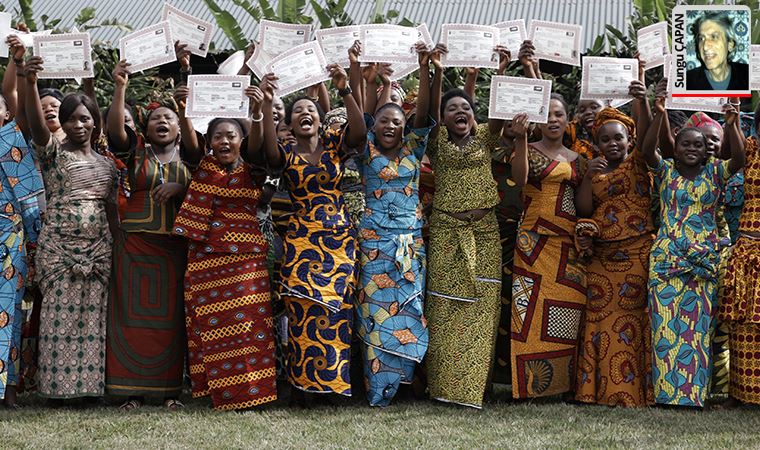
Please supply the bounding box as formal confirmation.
[279,127,357,396]
[575,148,654,407]
[106,137,191,399]
[356,115,433,406]
[0,122,43,399]
[174,155,277,410]
[34,137,117,398]
[649,157,731,407]
[719,136,760,404]
[511,148,586,399]
[425,123,502,408]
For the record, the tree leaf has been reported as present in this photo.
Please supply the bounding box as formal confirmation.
[203,0,249,50]
[231,0,262,21]
[259,0,277,19]
[310,0,333,28]
[17,0,37,31]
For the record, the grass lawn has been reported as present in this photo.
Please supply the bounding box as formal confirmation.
[2,388,760,449]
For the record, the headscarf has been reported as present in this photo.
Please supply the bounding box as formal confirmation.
[38,88,63,102]
[135,101,179,134]
[684,112,724,139]
[322,107,347,132]
[376,81,406,103]
[591,107,637,144]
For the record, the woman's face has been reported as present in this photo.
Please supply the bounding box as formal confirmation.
[596,122,630,163]
[540,99,568,141]
[577,100,604,131]
[289,99,321,138]
[272,97,285,124]
[41,95,62,132]
[373,107,406,151]
[210,121,242,166]
[124,108,136,131]
[701,124,722,158]
[675,129,707,167]
[442,96,474,138]
[0,100,9,127]
[277,120,295,145]
[146,107,180,147]
[389,89,403,107]
[61,104,95,146]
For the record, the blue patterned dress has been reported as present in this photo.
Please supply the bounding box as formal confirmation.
[356,114,433,406]
[649,158,731,407]
[0,121,43,399]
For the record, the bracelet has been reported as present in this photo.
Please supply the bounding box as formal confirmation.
[13,58,24,66]
[337,86,352,97]
[251,112,264,122]
[15,72,25,78]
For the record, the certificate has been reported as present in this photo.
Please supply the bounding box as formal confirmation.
[247,20,311,79]
[581,57,638,100]
[33,33,94,79]
[314,25,361,68]
[162,3,214,58]
[529,20,582,66]
[751,45,760,91]
[664,56,726,113]
[358,24,418,65]
[0,12,11,59]
[119,21,176,73]
[266,41,330,97]
[494,20,526,57]
[388,24,435,81]
[441,24,499,69]
[185,75,250,119]
[637,21,668,70]
[488,76,552,123]
[12,29,53,48]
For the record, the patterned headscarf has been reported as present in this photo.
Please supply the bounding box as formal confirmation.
[591,107,636,144]
[684,112,724,139]
[377,81,407,103]
[135,101,179,134]
[322,107,347,132]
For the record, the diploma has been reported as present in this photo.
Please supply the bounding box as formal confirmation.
[162,3,214,58]
[266,41,330,97]
[12,29,53,48]
[637,21,669,70]
[488,76,552,123]
[358,24,418,65]
[33,33,94,80]
[119,21,176,73]
[751,45,760,91]
[388,24,435,81]
[315,25,361,68]
[664,56,726,113]
[441,24,499,69]
[185,75,250,119]
[529,20,582,66]
[581,57,638,100]
[0,12,11,58]
[494,20,526,57]
[247,20,311,79]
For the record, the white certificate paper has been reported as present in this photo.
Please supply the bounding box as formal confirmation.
[247,20,311,79]
[315,25,361,68]
[162,3,214,58]
[489,76,552,123]
[581,57,638,100]
[388,23,435,81]
[0,12,11,59]
[637,21,668,70]
[529,20,582,66]
[664,56,726,113]
[33,33,94,79]
[441,24,499,69]
[185,75,250,119]
[12,29,53,48]
[494,20,527,58]
[358,24,418,65]
[119,21,176,73]
[266,41,330,97]
[751,45,760,91]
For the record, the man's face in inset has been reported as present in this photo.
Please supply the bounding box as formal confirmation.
[698,19,734,71]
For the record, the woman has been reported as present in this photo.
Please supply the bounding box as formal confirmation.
[25,56,119,401]
[574,104,654,407]
[718,102,760,407]
[565,99,605,160]
[260,65,366,397]
[355,42,434,407]
[174,113,278,410]
[509,94,587,399]
[643,94,744,408]
[104,59,196,410]
[424,45,510,409]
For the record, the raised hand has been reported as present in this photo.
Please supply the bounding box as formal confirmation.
[24,56,44,83]
[416,41,431,67]
[246,86,264,114]
[628,80,647,100]
[173,85,189,109]
[112,60,131,87]
[7,35,26,62]
[175,41,191,70]
[348,40,362,64]
[260,73,279,103]
[328,63,348,90]
[430,43,448,70]
[586,156,608,178]
[723,98,740,126]
[362,63,378,84]
[511,113,530,137]
[518,40,536,67]
[377,63,393,86]
[494,45,511,74]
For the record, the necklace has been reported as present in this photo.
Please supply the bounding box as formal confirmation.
[148,145,178,184]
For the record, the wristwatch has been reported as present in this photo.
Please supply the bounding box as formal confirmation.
[337,86,352,97]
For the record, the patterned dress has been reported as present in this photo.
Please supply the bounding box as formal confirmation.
[0,122,43,399]
[511,147,587,399]
[575,148,654,407]
[106,138,191,399]
[649,157,731,407]
[174,156,277,410]
[34,137,117,398]
[425,124,502,408]
[356,115,433,406]
[719,137,760,404]
[279,127,357,396]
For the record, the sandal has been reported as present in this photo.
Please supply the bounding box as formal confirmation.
[119,398,143,411]
[164,399,185,411]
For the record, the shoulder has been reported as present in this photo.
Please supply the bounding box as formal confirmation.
[686,67,709,90]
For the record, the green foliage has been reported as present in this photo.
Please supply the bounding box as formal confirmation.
[17,0,37,31]
[203,0,250,50]
[310,0,353,28]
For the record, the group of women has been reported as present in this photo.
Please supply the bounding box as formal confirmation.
[0,29,758,413]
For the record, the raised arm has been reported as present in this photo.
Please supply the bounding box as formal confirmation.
[642,95,665,168]
[107,60,131,152]
[375,64,394,111]
[576,156,607,218]
[348,40,363,111]
[630,54,650,148]
[518,40,541,79]
[488,46,511,135]
[328,64,366,149]
[245,85,266,166]
[23,56,50,146]
[237,42,256,76]
[510,113,530,187]
[3,35,26,118]
[428,43,447,143]
[414,42,432,128]
[173,85,202,163]
[723,100,745,174]
[260,74,284,172]
[362,63,380,115]
[653,78,674,158]
[463,67,479,100]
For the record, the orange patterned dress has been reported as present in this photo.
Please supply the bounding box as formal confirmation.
[575,147,655,407]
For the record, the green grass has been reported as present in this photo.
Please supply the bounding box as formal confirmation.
[2,390,760,449]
